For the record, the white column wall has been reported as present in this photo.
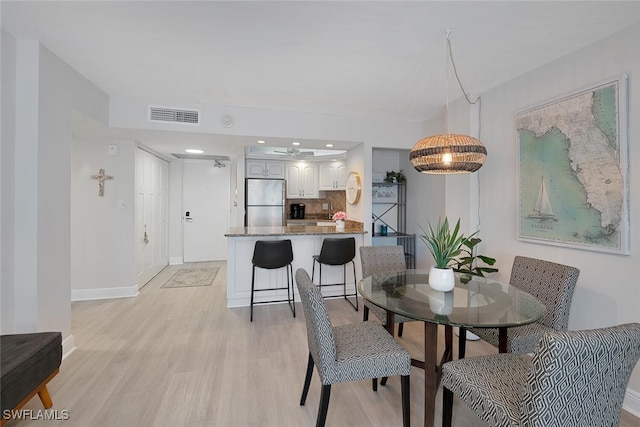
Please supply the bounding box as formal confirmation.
[1,35,109,355]
[1,30,18,332]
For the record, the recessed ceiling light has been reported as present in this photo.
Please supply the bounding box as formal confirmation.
[257,140,266,144]
[325,143,334,148]
[292,141,300,146]
[185,149,204,154]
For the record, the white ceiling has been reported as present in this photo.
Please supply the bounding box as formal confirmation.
[3,1,639,155]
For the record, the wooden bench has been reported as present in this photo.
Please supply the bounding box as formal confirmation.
[1,332,62,425]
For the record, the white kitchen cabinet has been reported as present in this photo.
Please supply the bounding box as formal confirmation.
[286,163,319,198]
[246,160,285,179]
[318,161,348,190]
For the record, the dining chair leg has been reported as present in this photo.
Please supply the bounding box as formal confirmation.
[380,377,388,386]
[458,327,467,359]
[363,305,370,321]
[401,375,410,427]
[442,387,453,427]
[317,384,331,427]
[300,353,314,405]
[372,378,377,391]
[398,322,404,337]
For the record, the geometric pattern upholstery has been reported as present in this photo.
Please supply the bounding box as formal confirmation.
[471,256,580,354]
[359,245,417,329]
[295,268,411,427]
[442,323,640,427]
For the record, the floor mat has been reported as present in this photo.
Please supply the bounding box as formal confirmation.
[161,267,219,288]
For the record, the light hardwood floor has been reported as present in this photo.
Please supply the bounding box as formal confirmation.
[15,262,640,426]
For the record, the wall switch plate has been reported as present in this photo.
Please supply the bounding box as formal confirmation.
[322,203,328,210]
[108,144,119,156]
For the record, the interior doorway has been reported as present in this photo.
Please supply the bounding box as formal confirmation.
[182,160,231,262]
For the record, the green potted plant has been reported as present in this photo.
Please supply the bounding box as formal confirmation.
[419,217,465,291]
[384,170,406,183]
[453,236,498,284]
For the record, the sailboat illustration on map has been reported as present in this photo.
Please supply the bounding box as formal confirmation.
[528,176,558,221]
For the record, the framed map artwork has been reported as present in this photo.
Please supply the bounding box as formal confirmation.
[517,75,629,254]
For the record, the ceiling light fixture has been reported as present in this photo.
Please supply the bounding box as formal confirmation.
[325,143,334,148]
[257,140,266,144]
[292,141,300,146]
[410,30,486,174]
[185,149,204,154]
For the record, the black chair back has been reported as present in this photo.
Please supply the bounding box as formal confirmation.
[317,237,356,265]
[252,240,294,269]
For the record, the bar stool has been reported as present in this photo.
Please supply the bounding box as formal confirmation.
[250,239,295,322]
[311,237,358,311]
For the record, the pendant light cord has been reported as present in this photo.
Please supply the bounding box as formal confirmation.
[446,30,483,232]
[446,31,479,106]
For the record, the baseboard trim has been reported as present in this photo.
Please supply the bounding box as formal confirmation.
[624,387,640,418]
[170,257,183,265]
[71,285,139,301]
[62,334,75,360]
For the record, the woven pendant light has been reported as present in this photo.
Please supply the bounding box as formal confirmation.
[410,134,486,174]
[411,31,486,174]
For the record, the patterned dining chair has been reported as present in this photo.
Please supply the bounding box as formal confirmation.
[359,245,418,337]
[295,268,411,427]
[442,323,640,427]
[463,256,580,355]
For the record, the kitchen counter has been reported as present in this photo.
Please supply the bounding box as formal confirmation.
[225,223,366,237]
[225,223,365,308]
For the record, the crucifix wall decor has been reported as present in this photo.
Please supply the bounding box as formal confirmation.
[90,168,113,197]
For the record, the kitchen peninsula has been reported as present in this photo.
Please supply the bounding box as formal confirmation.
[225,223,366,308]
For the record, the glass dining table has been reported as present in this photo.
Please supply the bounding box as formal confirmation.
[358,269,546,427]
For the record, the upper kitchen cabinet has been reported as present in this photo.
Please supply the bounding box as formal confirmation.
[286,162,319,198]
[246,160,285,179]
[318,161,348,190]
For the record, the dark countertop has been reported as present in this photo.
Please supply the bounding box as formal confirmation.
[225,224,367,237]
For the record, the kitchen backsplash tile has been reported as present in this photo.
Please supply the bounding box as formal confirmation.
[287,191,346,219]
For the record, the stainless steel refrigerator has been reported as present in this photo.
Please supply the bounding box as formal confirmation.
[245,178,286,226]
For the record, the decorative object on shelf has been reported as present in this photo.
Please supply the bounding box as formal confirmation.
[345,171,361,205]
[419,217,465,292]
[410,30,486,174]
[90,168,113,197]
[453,236,498,284]
[384,170,406,183]
[332,211,346,230]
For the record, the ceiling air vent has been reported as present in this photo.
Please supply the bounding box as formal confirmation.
[149,106,200,125]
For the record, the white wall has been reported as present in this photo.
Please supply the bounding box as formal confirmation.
[459,23,640,412]
[1,30,18,333]
[71,126,136,300]
[406,110,447,269]
[1,35,109,354]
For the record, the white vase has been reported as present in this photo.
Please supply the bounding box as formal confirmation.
[428,265,455,292]
[335,219,345,230]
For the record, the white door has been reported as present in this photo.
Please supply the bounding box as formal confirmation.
[183,160,230,262]
[135,149,169,287]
